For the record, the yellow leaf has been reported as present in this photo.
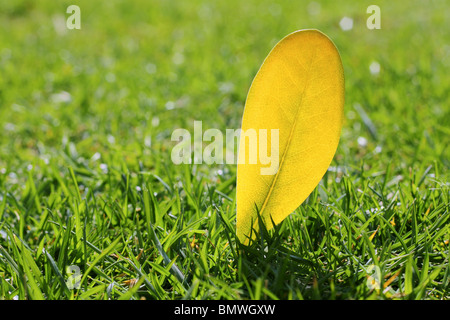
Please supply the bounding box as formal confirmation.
[383,268,402,289]
[236,29,345,245]
[390,217,396,226]
[368,226,379,242]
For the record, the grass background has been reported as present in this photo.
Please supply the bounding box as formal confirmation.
[0,0,449,300]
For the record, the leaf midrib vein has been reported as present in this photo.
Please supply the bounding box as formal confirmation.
[252,46,317,229]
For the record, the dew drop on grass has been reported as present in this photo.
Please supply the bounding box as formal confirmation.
[369,61,381,75]
[52,14,67,36]
[8,172,18,183]
[145,136,152,147]
[218,82,235,94]
[91,152,101,161]
[357,136,368,148]
[100,163,108,173]
[107,135,116,144]
[165,101,175,110]
[152,116,160,127]
[4,123,16,132]
[339,17,353,31]
[51,91,72,104]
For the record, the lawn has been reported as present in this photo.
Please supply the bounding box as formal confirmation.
[0,0,449,300]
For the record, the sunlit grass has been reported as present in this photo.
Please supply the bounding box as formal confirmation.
[0,0,449,300]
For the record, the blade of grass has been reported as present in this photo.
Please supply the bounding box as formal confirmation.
[79,237,122,287]
[43,248,72,298]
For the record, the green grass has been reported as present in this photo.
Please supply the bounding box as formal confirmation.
[0,0,449,300]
